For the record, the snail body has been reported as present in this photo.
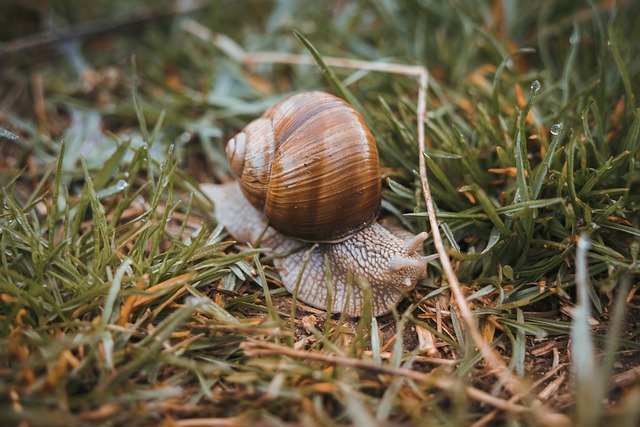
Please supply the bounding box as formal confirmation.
[202,91,433,317]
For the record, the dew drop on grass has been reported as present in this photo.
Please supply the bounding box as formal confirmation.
[116,179,128,190]
[550,123,563,135]
[530,80,541,94]
[180,132,191,143]
[96,180,129,198]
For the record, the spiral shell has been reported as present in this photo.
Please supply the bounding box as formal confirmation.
[226,91,381,242]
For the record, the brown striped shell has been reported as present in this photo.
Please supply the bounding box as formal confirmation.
[226,91,382,242]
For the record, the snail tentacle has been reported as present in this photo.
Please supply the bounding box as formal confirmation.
[404,232,429,254]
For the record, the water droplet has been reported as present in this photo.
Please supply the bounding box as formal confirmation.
[550,123,563,135]
[124,172,130,178]
[168,144,175,154]
[180,132,191,143]
[166,215,173,222]
[116,179,128,190]
[530,80,541,93]
[0,227,3,234]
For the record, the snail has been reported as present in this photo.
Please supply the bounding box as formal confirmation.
[201,91,435,317]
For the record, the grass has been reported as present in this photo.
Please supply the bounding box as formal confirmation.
[1,0,639,425]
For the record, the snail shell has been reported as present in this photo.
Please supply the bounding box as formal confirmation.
[226,91,381,242]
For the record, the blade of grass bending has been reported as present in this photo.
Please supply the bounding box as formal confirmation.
[501,324,518,381]
[149,109,166,144]
[608,21,636,109]
[130,55,150,144]
[495,197,563,215]
[531,126,564,200]
[159,223,207,279]
[148,194,177,265]
[293,30,369,124]
[441,221,461,252]
[253,251,282,328]
[408,316,458,347]
[623,109,640,156]
[324,255,333,333]
[352,276,373,353]
[93,140,131,190]
[457,335,505,378]
[513,308,527,377]
[377,97,417,169]
[370,316,381,365]
[498,317,548,338]
[100,296,209,392]
[377,321,411,420]
[514,118,531,205]
[423,153,461,203]
[450,304,465,350]
[491,48,536,118]
[149,145,176,216]
[451,125,485,185]
[459,184,509,236]
[386,178,415,200]
[561,25,580,107]
[599,275,632,398]
[81,158,111,272]
[602,221,640,238]
[288,244,317,343]
[578,151,630,198]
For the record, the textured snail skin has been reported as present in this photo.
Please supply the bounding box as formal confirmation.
[201,181,430,317]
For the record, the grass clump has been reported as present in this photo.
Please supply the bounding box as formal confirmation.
[1,1,639,426]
